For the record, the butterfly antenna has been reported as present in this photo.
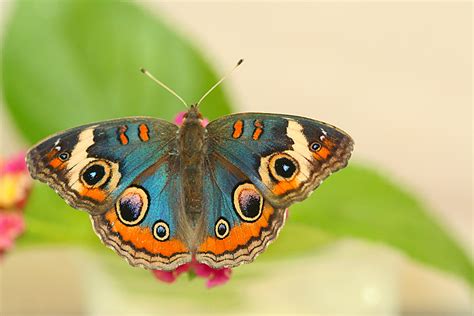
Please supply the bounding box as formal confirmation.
[140,68,189,108]
[197,59,244,107]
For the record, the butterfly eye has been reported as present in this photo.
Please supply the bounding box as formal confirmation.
[310,142,322,152]
[153,221,170,241]
[58,152,70,161]
[116,186,149,226]
[215,218,230,239]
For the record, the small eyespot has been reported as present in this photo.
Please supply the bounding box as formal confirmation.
[153,221,170,241]
[233,183,264,222]
[215,218,230,239]
[310,142,322,152]
[58,152,70,161]
[269,153,299,182]
[80,160,111,188]
[116,186,149,226]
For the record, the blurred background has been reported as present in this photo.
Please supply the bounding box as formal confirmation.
[0,1,472,315]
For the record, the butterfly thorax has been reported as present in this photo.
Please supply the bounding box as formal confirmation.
[179,106,206,228]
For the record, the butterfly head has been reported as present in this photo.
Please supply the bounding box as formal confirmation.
[182,105,204,123]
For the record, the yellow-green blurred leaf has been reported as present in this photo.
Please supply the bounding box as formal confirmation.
[291,165,473,286]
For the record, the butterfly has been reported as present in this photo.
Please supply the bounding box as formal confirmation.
[26,62,354,271]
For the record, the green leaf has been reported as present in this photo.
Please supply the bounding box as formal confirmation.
[258,222,335,261]
[18,184,102,248]
[1,0,233,143]
[291,165,474,286]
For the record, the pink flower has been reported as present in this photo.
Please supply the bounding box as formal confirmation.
[152,259,232,288]
[152,263,190,283]
[0,152,31,258]
[174,111,209,127]
[0,213,25,257]
[193,262,232,288]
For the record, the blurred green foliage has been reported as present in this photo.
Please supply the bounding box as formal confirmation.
[2,0,231,141]
[291,166,473,285]
[2,0,472,287]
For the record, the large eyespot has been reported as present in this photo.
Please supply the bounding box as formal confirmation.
[310,142,322,152]
[116,186,149,226]
[80,160,111,188]
[233,183,264,222]
[215,218,230,239]
[58,152,70,161]
[153,221,170,241]
[269,153,299,182]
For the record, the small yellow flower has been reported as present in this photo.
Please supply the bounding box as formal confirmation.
[0,152,31,258]
[0,152,31,211]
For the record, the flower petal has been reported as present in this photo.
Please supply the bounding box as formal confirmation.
[152,263,191,284]
[0,151,28,175]
[152,270,177,283]
[206,268,232,288]
[174,112,186,126]
[193,262,215,278]
[0,212,25,256]
[174,111,208,127]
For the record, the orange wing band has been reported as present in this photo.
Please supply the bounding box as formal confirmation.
[232,120,244,139]
[118,126,129,145]
[138,124,150,142]
[198,203,274,255]
[104,210,188,256]
[252,120,264,140]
